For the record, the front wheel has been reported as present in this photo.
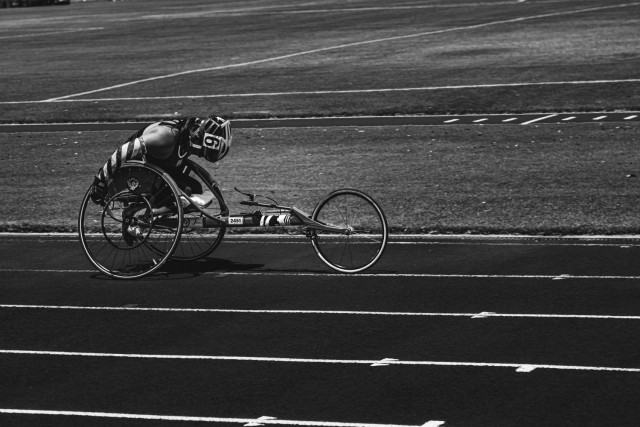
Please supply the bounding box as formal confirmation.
[310,189,388,273]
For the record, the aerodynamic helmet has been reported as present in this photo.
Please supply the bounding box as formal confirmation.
[189,116,232,162]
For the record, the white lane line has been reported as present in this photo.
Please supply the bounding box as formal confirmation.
[0,27,104,40]
[473,118,488,123]
[4,79,636,105]
[624,115,638,120]
[219,272,640,280]
[3,232,640,245]
[593,115,607,121]
[2,304,639,320]
[1,349,638,372]
[520,113,558,125]
[2,239,639,247]
[43,2,640,101]
[0,409,440,427]
[1,269,640,279]
[502,118,518,122]
[443,118,459,123]
[562,116,576,121]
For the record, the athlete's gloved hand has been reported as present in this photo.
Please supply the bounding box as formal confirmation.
[89,176,107,205]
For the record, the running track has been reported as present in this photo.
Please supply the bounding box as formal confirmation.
[2,111,640,426]
[2,233,640,426]
[0,111,639,133]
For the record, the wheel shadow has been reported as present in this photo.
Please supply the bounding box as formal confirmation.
[89,257,264,281]
[157,257,265,278]
[160,259,397,278]
[89,258,395,281]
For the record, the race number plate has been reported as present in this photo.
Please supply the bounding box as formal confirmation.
[228,217,244,225]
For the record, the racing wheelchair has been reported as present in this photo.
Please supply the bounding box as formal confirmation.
[78,160,388,279]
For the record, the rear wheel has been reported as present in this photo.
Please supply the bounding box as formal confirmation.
[310,189,388,273]
[78,162,183,279]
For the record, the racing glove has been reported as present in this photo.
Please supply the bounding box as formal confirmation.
[90,176,107,205]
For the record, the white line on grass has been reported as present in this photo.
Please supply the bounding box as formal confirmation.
[0,409,442,427]
[1,349,638,372]
[84,0,575,21]
[147,0,531,18]
[2,304,640,320]
[202,0,559,15]
[3,79,636,105]
[41,2,640,102]
[0,27,104,40]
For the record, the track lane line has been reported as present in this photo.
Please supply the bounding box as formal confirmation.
[0,409,441,427]
[1,349,638,372]
[2,304,639,320]
[3,79,638,105]
[1,269,640,279]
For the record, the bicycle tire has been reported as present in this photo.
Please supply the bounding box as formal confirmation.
[310,188,388,273]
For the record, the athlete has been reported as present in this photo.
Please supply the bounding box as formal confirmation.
[89,115,231,214]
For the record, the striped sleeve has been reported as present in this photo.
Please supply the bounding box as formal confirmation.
[96,137,147,182]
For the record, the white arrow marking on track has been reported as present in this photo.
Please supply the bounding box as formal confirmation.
[516,365,537,373]
[245,416,279,427]
[371,358,399,367]
[471,311,497,319]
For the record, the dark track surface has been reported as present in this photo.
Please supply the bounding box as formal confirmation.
[2,233,640,426]
[0,112,639,133]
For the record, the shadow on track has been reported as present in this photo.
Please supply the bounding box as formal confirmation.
[88,257,265,281]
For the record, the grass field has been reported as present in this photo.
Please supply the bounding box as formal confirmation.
[1,0,639,121]
[2,122,638,234]
[1,0,639,233]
